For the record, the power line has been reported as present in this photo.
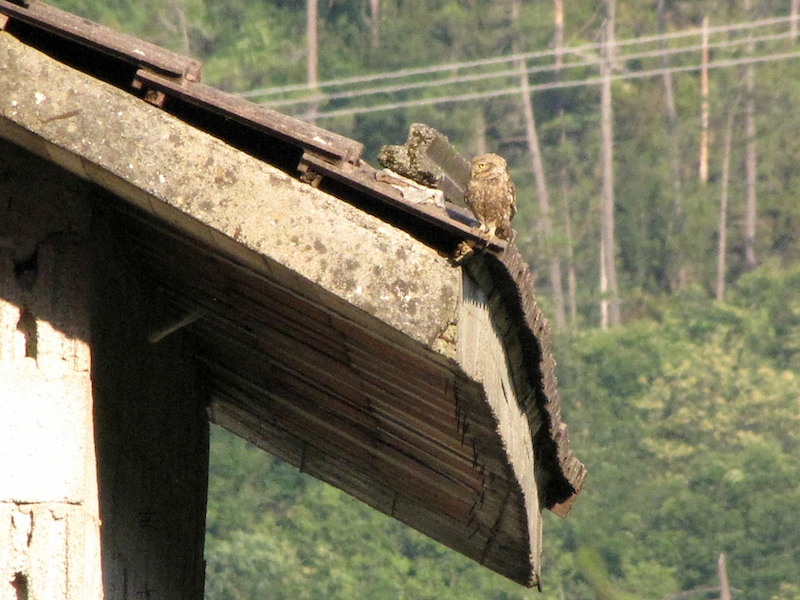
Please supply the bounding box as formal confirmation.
[292,50,800,120]
[263,28,797,110]
[239,13,799,100]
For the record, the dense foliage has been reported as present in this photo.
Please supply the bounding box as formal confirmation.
[42,0,800,597]
[548,265,800,599]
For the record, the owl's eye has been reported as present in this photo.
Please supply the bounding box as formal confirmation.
[477,162,486,169]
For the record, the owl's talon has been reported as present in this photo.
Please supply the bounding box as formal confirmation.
[452,240,476,264]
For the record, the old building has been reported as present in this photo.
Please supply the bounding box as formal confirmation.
[0,2,585,598]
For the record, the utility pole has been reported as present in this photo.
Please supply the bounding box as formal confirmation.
[600,8,621,327]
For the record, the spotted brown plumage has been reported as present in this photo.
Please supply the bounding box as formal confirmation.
[464,153,516,240]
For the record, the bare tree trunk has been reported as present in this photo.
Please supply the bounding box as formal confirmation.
[555,0,578,327]
[716,102,737,301]
[172,1,190,55]
[554,0,564,59]
[718,553,732,600]
[369,0,380,49]
[700,16,710,184]
[743,0,757,271]
[475,108,487,155]
[564,178,578,326]
[600,9,621,327]
[657,0,686,289]
[512,0,566,327]
[600,235,609,330]
[306,0,319,123]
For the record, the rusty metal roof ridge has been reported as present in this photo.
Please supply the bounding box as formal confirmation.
[0,0,363,166]
[0,0,202,79]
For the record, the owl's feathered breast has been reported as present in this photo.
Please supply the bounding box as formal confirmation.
[465,154,516,237]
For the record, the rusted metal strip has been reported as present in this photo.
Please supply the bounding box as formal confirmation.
[300,152,506,251]
[0,0,364,166]
[0,0,202,80]
[134,69,363,165]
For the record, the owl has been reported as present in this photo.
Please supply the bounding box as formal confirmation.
[464,153,516,240]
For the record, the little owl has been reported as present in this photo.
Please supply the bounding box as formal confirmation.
[464,153,516,240]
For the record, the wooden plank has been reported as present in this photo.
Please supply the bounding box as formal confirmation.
[196,322,490,496]
[139,224,519,487]
[467,246,588,508]
[0,0,202,79]
[197,328,487,488]
[206,325,519,502]
[210,376,481,523]
[124,221,503,447]
[212,407,526,576]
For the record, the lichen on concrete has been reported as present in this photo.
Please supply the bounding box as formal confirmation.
[377,123,444,187]
[0,32,461,351]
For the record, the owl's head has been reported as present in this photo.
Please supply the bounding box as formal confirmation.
[470,153,508,179]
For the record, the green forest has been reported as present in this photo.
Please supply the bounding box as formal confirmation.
[45,0,800,597]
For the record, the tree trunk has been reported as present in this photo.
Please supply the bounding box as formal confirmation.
[369,0,380,49]
[564,180,578,327]
[716,102,737,302]
[171,0,190,56]
[512,0,566,327]
[700,16,709,184]
[600,9,621,327]
[306,0,319,123]
[475,108,487,155]
[743,0,757,271]
[600,235,609,330]
[555,0,578,327]
[657,0,686,289]
[554,0,564,62]
[718,553,732,600]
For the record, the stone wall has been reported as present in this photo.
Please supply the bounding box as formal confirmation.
[0,139,101,600]
[0,140,209,599]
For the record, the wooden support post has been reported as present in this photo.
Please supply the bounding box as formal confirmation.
[91,212,209,600]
